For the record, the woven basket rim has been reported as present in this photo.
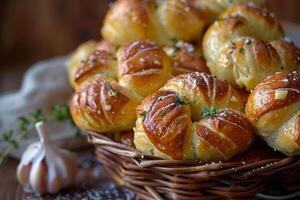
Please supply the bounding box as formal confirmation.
[87,130,298,170]
[86,130,300,200]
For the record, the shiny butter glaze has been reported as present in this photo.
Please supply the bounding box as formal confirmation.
[246,71,300,156]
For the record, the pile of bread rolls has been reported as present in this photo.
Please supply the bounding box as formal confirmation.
[68,0,300,162]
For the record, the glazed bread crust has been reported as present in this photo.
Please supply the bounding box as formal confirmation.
[68,40,210,89]
[134,72,254,162]
[101,0,267,46]
[163,41,209,76]
[70,40,172,133]
[246,71,300,156]
[202,5,300,91]
[194,0,267,23]
[102,0,206,46]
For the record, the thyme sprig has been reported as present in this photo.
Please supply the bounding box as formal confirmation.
[0,104,81,165]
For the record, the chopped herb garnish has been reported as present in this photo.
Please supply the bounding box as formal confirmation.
[108,90,119,97]
[141,111,147,120]
[105,82,112,90]
[245,39,252,45]
[175,94,185,106]
[202,107,217,117]
[105,82,119,97]
[160,111,164,117]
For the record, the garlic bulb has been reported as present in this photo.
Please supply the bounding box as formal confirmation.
[17,122,77,194]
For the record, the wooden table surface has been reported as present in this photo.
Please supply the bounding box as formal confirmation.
[0,147,137,200]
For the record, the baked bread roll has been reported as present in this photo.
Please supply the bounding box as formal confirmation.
[134,72,254,162]
[68,40,117,88]
[202,5,300,91]
[194,0,267,23]
[102,0,206,46]
[101,0,267,46]
[68,40,210,87]
[245,71,300,156]
[68,41,98,88]
[163,41,209,76]
[70,40,172,133]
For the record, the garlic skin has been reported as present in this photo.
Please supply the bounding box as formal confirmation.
[17,122,77,194]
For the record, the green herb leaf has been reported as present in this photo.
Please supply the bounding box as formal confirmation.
[108,90,119,97]
[105,82,119,97]
[105,82,112,90]
[2,130,13,141]
[159,111,164,117]
[52,105,71,121]
[0,104,81,166]
[141,111,147,121]
[202,107,217,117]
[10,140,18,149]
[30,108,44,122]
[245,39,252,45]
[18,116,30,131]
[175,94,185,106]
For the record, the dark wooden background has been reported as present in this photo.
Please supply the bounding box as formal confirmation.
[0,0,300,92]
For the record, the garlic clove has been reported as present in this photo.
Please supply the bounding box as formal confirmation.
[17,162,31,185]
[29,157,48,194]
[17,122,78,194]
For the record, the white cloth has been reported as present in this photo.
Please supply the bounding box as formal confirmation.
[0,56,87,159]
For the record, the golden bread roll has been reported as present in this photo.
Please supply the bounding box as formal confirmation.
[71,78,141,133]
[68,40,210,89]
[245,71,300,156]
[270,40,300,72]
[68,41,99,88]
[70,40,172,133]
[163,41,209,76]
[101,0,207,46]
[101,0,267,46]
[114,131,135,148]
[67,40,118,88]
[202,5,300,91]
[134,72,254,162]
[118,41,173,97]
[194,0,267,23]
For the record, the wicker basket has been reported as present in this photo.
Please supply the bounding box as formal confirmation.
[87,131,300,200]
